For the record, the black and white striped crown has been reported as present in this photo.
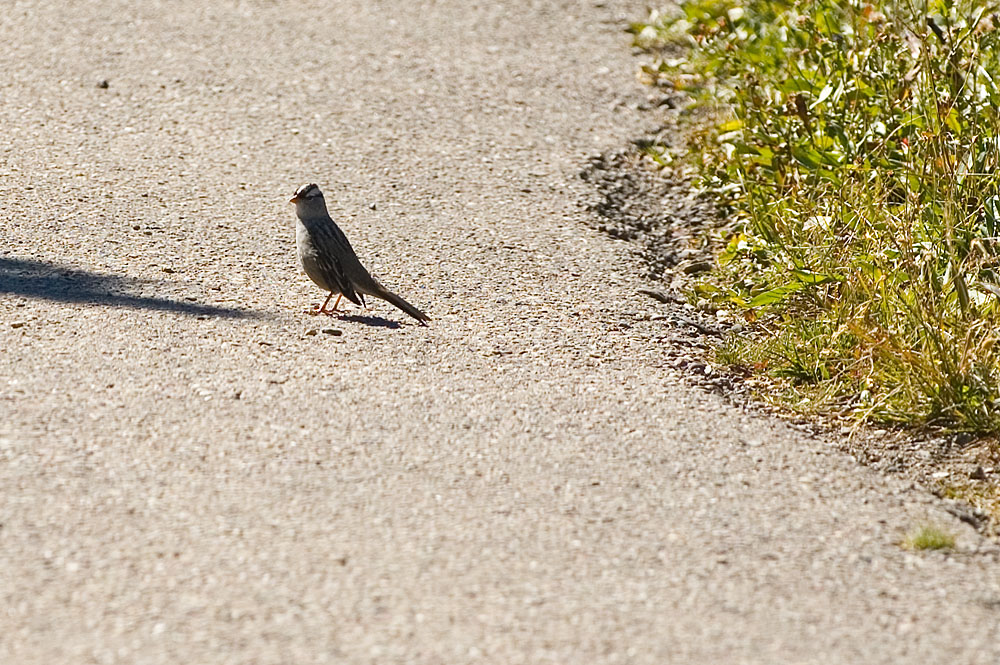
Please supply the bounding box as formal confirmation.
[294,183,324,199]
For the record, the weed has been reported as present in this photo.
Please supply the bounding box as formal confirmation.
[902,523,957,550]
[632,1,1000,433]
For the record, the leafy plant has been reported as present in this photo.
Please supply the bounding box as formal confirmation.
[634,0,1000,432]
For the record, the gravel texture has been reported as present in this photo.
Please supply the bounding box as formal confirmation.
[1,1,999,664]
[581,148,718,282]
[591,66,1000,532]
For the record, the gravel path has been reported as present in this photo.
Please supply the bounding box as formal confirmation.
[2,1,999,663]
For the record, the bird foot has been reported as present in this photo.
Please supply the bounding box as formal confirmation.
[306,305,349,317]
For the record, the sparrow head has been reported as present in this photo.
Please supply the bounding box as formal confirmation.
[290,183,328,216]
[290,183,323,204]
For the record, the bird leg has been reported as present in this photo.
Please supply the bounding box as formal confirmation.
[326,294,345,315]
[320,292,336,314]
[313,292,346,316]
[308,292,341,316]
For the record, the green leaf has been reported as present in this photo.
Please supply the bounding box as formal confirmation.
[791,146,823,170]
[944,108,963,135]
[717,118,743,132]
[748,281,805,307]
[719,233,751,265]
[811,83,834,108]
[791,269,842,284]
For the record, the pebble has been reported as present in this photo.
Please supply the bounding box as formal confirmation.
[681,260,712,275]
[711,377,732,390]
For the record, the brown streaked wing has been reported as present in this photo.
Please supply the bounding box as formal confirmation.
[308,218,364,307]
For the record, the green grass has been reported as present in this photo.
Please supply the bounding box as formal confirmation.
[902,523,957,550]
[631,1,1000,433]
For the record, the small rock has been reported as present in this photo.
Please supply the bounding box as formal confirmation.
[970,466,987,480]
[322,328,342,336]
[97,79,109,89]
[955,432,975,446]
[304,329,319,336]
[637,288,677,304]
[695,299,715,313]
[10,321,26,328]
[681,260,712,275]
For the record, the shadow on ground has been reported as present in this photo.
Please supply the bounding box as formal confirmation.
[0,257,258,319]
[336,313,402,329]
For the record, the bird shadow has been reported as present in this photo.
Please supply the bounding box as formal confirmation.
[336,313,402,329]
[0,256,261,319]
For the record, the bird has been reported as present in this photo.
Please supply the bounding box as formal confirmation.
[291,183,430,325]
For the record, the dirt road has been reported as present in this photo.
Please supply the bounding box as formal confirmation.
[1,1,998,663]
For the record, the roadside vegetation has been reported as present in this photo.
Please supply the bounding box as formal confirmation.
[630,1,1000,434]
[902,523,957,550]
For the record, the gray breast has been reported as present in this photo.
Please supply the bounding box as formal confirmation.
[296,219,335,292]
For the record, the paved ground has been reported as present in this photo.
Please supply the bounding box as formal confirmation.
[2,1,999,663]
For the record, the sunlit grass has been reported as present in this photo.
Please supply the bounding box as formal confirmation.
[902,524,956,551]
[632,0,1000,433]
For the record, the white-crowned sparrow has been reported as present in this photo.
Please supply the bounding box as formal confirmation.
[291,183,430,325]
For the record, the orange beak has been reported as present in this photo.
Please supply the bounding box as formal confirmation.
[289,195,300,204]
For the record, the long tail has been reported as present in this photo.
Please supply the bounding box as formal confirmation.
[371,283,431,325]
